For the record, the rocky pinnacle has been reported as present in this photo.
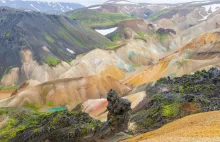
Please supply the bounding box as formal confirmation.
[97,89,131,139]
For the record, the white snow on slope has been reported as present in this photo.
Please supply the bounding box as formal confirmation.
[89,6,101,10]
[95,27,118,35]
[66,48,75,54]
[198,3,220,21]
[198,11,211,21]
[106,0,137,5]
[116,1,136,5]
[30,4,40,11]
[202,4,220,12]
[191,1,210,4]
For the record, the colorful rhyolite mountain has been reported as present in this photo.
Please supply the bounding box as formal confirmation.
[1,0,220,141]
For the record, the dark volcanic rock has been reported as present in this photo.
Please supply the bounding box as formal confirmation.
[0,108,102,142]
[156,28,176,35]
[97,89,131,139]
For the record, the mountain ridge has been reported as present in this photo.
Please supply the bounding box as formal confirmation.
[0,0,84,14]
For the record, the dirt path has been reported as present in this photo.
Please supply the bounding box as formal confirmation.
[123,111,220,142]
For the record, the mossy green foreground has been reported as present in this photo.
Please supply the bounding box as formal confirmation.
[131,68,220,133]
[0,108,102,142]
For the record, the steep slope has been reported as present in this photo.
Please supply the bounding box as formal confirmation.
[124,31,220,87]
[0,7,113,85]
[0,0,84,14]
[66,8,134,29]
[124,111,220,142]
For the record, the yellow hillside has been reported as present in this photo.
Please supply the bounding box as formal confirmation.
[123,111,220,142]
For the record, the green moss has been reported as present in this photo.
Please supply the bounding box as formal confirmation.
[110,33,121,41]
[179,86,184,93]
[105,43,124,49]
[148,9,169,21]
[48,101,55,107]
[146,118,154,126]
[68,9,135,29]
[24,104,41,111]
[157,33,169,42]
[45,35,55,44]
[81,128,87,136]
[0,118,18,141]
[0,108,102,142]
[44,56,60,67]
[33,128,39,133]
[5,31,11,39]
[162,103,179,117]
[0,86,18,90]
[134,32,147,42]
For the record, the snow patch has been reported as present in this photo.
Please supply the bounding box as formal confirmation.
[106,0,137,5]
[95,27,118,35]
[191,1,210,4]
[198,3,220,21]
[66,48,75,54]
[89,6,101,10]
[198,11,211,21]
[30,4,40,11]
[202,4,220,13]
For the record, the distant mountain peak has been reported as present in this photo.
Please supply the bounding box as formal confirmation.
[0,0,84,14]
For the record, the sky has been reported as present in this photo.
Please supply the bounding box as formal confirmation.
[21,0,204,6]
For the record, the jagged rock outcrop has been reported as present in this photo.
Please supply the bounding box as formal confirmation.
[97,89,131,139]
[156,28,176,35]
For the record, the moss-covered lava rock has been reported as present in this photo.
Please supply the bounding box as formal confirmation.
[0,108,102,142]
[131,67,220,133]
